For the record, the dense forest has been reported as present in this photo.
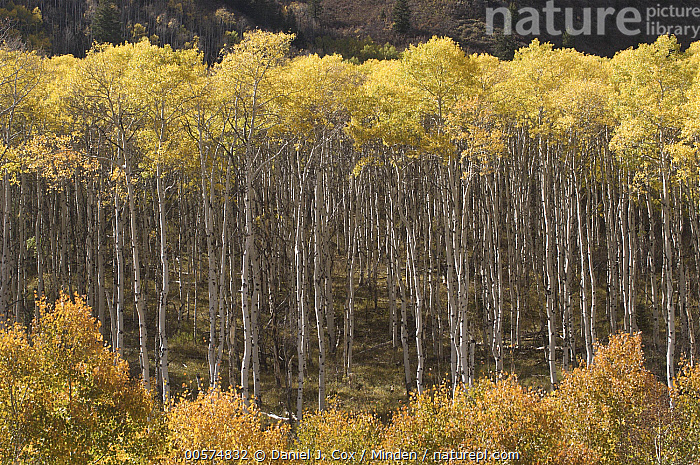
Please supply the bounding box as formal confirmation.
[2,13,700,463]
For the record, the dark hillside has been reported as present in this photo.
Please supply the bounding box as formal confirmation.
[3,0,700,61]
[1,0,243,61]
[312,0,700,56]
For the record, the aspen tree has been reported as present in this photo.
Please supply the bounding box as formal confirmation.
[293,163,308,420]
[0,48,41,326]
[344,177,357,381]
[313,167,326,410]
[448,53,504,385]
[496,41,567,389]
[133,42,203,404]
[552,55,611,363]
[610,35,695,389]
[680,42,700,365]
[68,42,160,390]
[389,190,412,396]
[214,30,293,404]
[575,176,594,365]
[276,54,359,410]
[180,63,226,390]
[401,37,475,391]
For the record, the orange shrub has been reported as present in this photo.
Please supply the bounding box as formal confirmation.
[166,389,290,464]
[381,385,457,462]
[382,380,562,464]
[0,293,164,464]
[554,332,668,465]
[453,377,562,464]
[296,402,382,463]
[663,361,700,464]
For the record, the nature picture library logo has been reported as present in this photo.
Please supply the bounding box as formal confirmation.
[486,1,700,39]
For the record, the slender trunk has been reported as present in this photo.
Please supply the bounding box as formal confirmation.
[324,171,336,355]
[15,173,26,323]
[241,157,253,404]
[202,163,219,388]
[344,178,357,378]
[124,163,150,391]
[96,173,106,341]
[541,145,558,390]
[389,193,411,396]
[156,164,170,405]
[387,217,398,349]
[441,168,459,387]
[407,226,424,393]
[35,174,44,303]
[313,170,326,410]
[295,188,306,421]
[661,155,675,389]
[114,184,124,356]
[1,173,10,326]
[576,181,594,365]
[587,187,598,344]
[648,193,660,351]
[251,235,262,402]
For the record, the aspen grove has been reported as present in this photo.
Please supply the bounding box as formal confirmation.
[2,30,700,462]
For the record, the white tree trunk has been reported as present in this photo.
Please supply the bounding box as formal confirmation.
[156,165,171,405]
[661,156,675,390]
[202,164,219,388]
[541,146,558,390]
[575,181,594,366]
[113,183,124,356]
[313,171,326,410]
[241,161,254,404]
[124,164,150,391]
[295,196,306,421]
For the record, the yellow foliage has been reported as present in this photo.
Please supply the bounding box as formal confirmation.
[554,332,668,465]
[22,134,96,187]
[662,362,700,463]
[296,402,382,463]
[400,36,476,121]
[349,38,478,160]
[275,54,361,142]
[129,41,204,170]
[166,388,290,464]
[351,155,384,177]
[348,58,421,149]
[495,40,575,132]
[379,335,675,465]
[609,35,696,188]
[35,54,79,132]
[448,96,505,167]
[382,380,561,464]
[0,293,164,464]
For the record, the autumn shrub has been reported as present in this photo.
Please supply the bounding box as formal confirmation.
[296,401,382,463]
[554,332,669,465]
[382,379,561,464]
[0,293,165,464]
[380,385,457,462]
[166,388,290,464]
[662,361,700,464]
[453,377,563,464]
